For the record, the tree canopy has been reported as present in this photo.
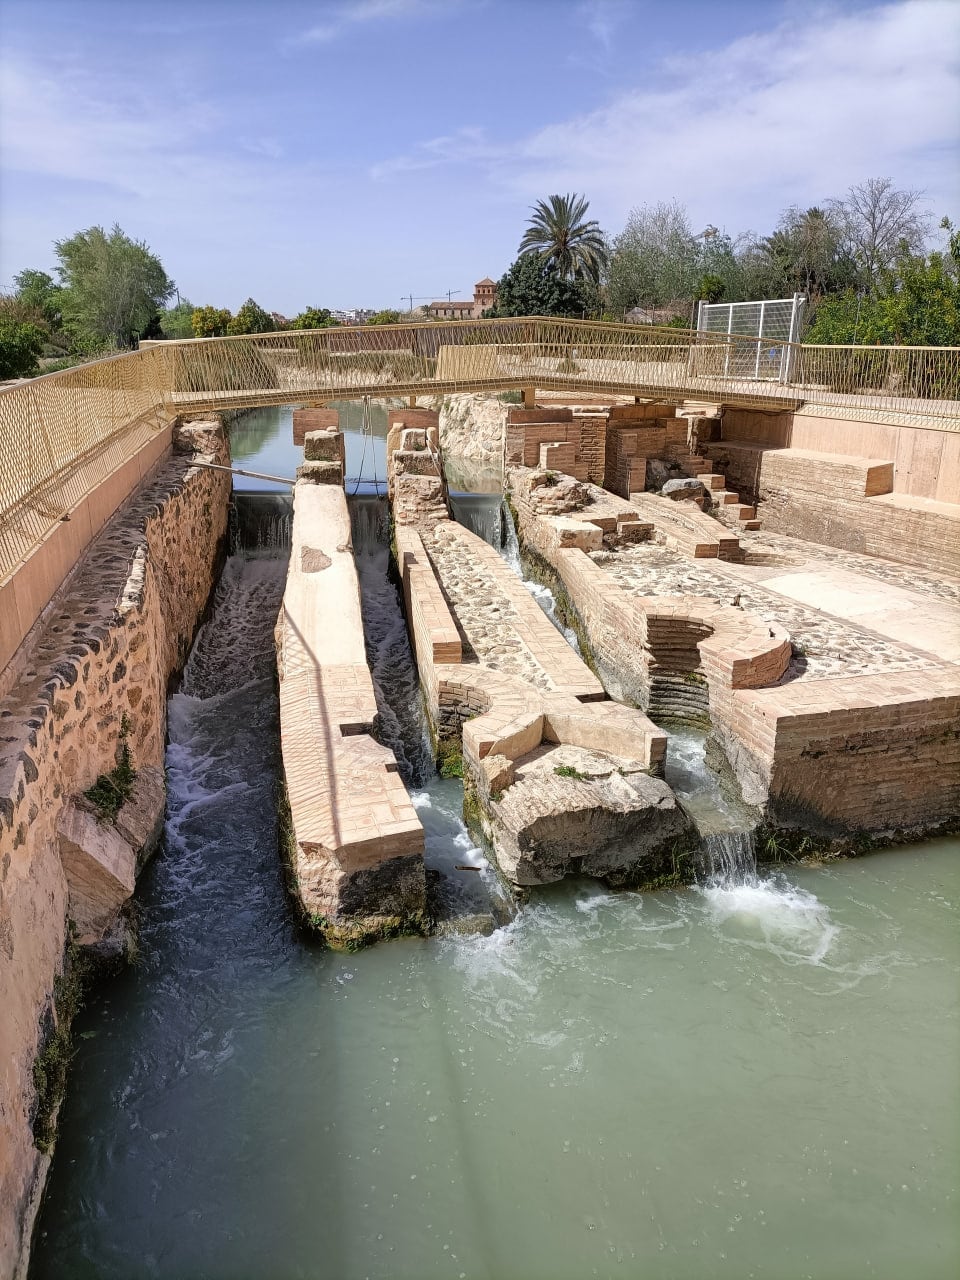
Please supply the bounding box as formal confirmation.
[519,193,608,286]
[291,306,339,329]
[486,254,589,318]
[226,298,276,335]
[54,224,174,351]
[806,223,960,346]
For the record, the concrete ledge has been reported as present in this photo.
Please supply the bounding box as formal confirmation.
[276,482,425,939]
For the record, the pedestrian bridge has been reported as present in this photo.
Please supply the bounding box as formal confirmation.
[1,316,958,591]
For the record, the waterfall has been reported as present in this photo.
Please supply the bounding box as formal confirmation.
[701,829,758,886]
[349,496,432,786]
[497,502,582,654]
[448,493,504,548]
[230,493,293,557]
[348,495,511,930]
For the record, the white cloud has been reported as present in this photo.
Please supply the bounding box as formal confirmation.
[289,0,461,46]
[373,0,960,233]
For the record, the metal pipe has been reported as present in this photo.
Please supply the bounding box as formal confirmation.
[192,461,296,484]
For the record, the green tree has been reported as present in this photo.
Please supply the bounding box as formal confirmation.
[292,306,340,329]
[806,230,960,346]
[0,315,46,378]
[757,206,856,302]
[606,201,702,314]
[485,255,589,318]
[226,298,276,335]
[191,306,233,338]
[518,193,608,285]
[160,299,195,339]
[366,309,403,325]
[54,224,175,351]
[13,269,63,329]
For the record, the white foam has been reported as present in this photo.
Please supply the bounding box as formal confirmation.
[698,874,838,964]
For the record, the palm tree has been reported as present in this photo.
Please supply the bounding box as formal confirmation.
[518,193,608,285]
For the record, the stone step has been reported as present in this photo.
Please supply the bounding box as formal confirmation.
[630,492,743,561]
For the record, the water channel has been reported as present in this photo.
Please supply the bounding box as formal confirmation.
[30,406,960,1279]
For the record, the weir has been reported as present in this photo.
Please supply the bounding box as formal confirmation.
[4,390,959,1277]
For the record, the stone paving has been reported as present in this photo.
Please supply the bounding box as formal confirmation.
[591,541,942,681]
[740,529,960,604]
[426,524,554,690]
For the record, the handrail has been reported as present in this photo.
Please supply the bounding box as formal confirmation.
[1,317,958,585]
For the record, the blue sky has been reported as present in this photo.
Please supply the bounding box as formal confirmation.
[1,0,957,313]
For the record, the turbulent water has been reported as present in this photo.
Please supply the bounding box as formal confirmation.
[29,413,960,1280]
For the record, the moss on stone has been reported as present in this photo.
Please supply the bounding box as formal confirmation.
[437,741,464,779]
[31,932,91,1153]
[84,713,136,823]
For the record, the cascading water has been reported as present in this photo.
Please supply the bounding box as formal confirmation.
[30,409,959,1280]
[348,496,511,929]
[447,492,503,548]
[497,501,582,653]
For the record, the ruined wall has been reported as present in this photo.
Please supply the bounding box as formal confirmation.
[437,394,507,464]
[0,421,231,1278]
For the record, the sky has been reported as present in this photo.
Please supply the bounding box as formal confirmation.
[1,0,958,313]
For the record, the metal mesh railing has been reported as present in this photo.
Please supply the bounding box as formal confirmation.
[1,317,958,585]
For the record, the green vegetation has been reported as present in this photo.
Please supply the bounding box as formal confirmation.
[437,741,464,779]
[554,763,588,781]
[0,314,46,378]
[32,933,90,1152]
[227,297,276,335]
[518,193,608,285]
[366,309,403,326]
[291,306,339,329]
[84,715,136,823]
[806,219,960,346]
[55,224,174,352]
[485,253,590,319]
[160,299,196,339]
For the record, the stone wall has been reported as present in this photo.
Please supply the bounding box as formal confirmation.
[438,394,508,465]
[0,421,231,1279]
[276,477,425,946]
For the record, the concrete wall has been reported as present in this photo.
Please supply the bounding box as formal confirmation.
[0,422,231,1278]
[721,406,960,504]
[0,419,177,685]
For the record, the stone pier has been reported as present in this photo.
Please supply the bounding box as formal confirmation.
[386,421,693,891]
[276,444,425,946]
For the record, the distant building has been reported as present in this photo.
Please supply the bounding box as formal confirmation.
[427,278,498,320]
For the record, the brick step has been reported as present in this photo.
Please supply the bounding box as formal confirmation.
[679,457,712,475]
[630,492,742,561]
[713,490,742,506]
[699,473,727,490]
[742,519,762,530]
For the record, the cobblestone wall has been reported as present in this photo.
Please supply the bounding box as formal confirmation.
[0,421,231,1278]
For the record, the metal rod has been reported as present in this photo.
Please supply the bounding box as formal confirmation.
[193,461,297,485]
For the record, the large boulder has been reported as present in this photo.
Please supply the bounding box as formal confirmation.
[485,745,693,888]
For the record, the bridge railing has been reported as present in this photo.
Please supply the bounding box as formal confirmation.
[2,317,958,586]
[0,344,175,583]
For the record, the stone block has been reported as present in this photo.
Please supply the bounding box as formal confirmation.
[58,801,137,945]
[296,460,343,486]
[303,429,343,463]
